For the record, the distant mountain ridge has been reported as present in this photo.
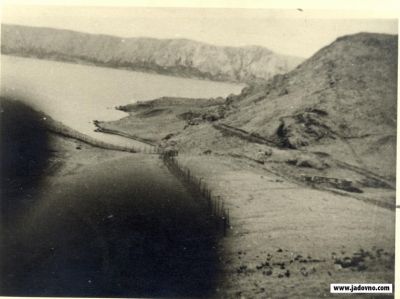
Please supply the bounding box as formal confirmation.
[1,24,303,83]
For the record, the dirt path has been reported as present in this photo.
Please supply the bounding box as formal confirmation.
[1,137,219,297]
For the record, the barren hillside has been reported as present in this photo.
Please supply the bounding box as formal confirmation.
[99,32,397,180]
[1,24,302,83]
[223,32,397,178]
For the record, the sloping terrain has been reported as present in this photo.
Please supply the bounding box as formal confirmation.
[98,32,397,203]
[223,32,397,179]
[95,97,227,143]
[176,155,394,298]
[1,24,302,83]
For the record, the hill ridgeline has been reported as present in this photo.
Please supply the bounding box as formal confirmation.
[1,24,303,83]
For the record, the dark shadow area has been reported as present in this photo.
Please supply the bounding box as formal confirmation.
[0,97,52,221]
[0,98,220,298]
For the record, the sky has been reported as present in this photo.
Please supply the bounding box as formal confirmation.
[1,4,398,58]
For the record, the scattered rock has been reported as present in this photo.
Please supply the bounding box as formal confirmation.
[299,259,309,263]
[300,267,308,277]
[294,254,303,261]
[273,262,285,269]
[256,262,270,270]
[334,250,370,270]
[263,269,273,276]
[162,133,175,140]
[236,265,248,274]
[357,263,367,271]
[310,267,316,274]
[334,264,342,271]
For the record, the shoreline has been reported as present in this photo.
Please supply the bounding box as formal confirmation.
[1,53,250,86]
[93,120,157,147]
[44,115,149,154]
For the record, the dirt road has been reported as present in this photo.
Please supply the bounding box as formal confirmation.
[1,139,219,297]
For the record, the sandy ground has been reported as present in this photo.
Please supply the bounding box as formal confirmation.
[2,132,394,298]
[177,154,395,298]
[45,133,134,177]
[44,134,395,298]
[2,134,219,297]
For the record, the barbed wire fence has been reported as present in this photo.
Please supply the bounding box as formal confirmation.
[161,151,230,237]
[46,121,167,154]
[47,121,230,233]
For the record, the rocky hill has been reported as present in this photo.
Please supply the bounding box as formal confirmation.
[223,32,397,178]
[97,32,397,181]
[1,24,302,83]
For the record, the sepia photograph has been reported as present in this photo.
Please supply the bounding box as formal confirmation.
[0,1,398,298]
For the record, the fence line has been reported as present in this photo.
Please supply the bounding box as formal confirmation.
[48,119,230,232]
[161,152,230,237]
[46,120,164,154]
